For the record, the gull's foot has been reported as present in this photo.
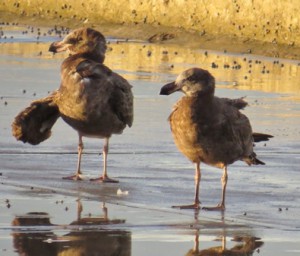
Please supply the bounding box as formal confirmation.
[172,202,200,210]
[202,203,225,211]
[62,174,83,181]
[90,176,119,183]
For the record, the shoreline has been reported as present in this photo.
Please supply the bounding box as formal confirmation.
[1,11,300,61]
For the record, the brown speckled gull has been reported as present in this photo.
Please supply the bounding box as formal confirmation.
[12,28,134,183]
[160,68,272,210]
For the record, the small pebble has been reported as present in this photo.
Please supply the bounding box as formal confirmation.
[211,62,218,68]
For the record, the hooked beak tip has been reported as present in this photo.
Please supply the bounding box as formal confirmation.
[159,88,169,95]
[48,41,68,53]
[48,42,57,53]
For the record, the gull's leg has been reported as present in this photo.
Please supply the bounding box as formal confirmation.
[90,138,119,183]
[76,199,83,221]
[220,166,228,209]
[63,134,84,180]
[102,202,108,220]
[203,166,227,211]
[172,162,201,209]
[191,229,200,254]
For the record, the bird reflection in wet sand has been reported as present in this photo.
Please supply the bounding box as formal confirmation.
[70,199,125,226]
[186,229,263,256]
[160,68,273,210]
[12,27,134,183]
[12,201,131,256]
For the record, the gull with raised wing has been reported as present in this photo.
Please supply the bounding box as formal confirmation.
[12,27,133,183]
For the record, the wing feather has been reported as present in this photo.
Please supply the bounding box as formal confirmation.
[12,92,60,145]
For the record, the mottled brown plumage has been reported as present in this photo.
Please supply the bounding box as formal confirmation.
[160,68,272,210]
[12,27,133,182]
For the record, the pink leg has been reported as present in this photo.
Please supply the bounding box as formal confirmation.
[63,134,84,180]
[203,166,227,211]
[172,162,201,209]
[90,138,119,183]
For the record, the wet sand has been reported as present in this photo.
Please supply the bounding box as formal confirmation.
[2,0,300,59]
[2,12,300,61]
[1,24,300,255]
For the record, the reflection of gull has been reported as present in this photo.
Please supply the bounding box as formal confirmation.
[12,212,55,256]
[70,199,125,226]
[12,27,134,183]
[61,200,129,256]
[160,68,272,210]
[186,230,263,256]
[11,201,131,256]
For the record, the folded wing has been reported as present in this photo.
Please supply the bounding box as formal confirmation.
[76,60,133,128]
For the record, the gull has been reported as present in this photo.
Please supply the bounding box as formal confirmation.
[160,67,272,210]
[12,27,133,183]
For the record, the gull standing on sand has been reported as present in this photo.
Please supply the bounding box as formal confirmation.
[12,27,134,183]
[160,68,272,210]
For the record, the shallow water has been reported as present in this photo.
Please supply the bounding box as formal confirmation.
[0,24,300,255]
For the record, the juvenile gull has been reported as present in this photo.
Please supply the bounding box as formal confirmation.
[12,27,134,183]
[160,68,272,210]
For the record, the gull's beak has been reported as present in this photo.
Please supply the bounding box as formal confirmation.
[49,41,69,53]
[159,81,180,95]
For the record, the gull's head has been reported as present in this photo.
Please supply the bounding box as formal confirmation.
[49,27,107,62]
[160,68,215,97]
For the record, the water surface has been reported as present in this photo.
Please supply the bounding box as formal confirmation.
[0,24,300,255]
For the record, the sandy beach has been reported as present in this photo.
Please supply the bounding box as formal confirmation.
[0,24,300,255]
